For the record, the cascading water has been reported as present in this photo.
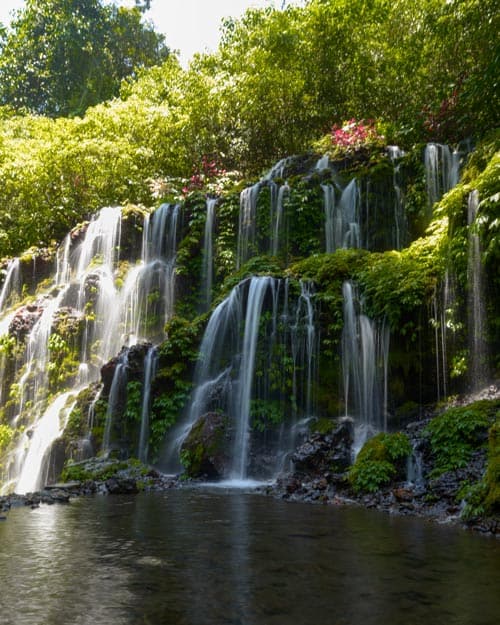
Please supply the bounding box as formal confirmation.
[321,183,336,253]
[467,190,489,389]
[14,392,77,494]
[237,183,261,268]
[342,281,390,455]
[201,198,217,311]
[0,258,21,312]
[424,143,460,210]
[237,160,294,267]
[0,202,180,493]
[320,179,360,252]
[138,346,158,463]
[271,183,290,257]
[387,146,406,250]
[167,276,317,481]
[231,277,274,480]
[102,351,129,454]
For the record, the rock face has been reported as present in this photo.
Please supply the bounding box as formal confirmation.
[100,342,152,396]
[292,418,354,475]
[9,303,44,341]
[180,412,230,479]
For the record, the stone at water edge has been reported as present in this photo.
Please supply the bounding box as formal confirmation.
[180,411,230,479]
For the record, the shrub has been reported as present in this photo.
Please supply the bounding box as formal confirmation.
[424,400,498,476]
[348,432,411,493]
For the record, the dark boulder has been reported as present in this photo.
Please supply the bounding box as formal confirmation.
[105,477,139,494]
[180,412,230,479]
[292,418,354,475]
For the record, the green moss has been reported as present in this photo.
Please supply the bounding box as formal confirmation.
[462,416,500,520]
[0,424,14,452]
[310,417,338,435]
[348,432,412,493]
[180,412,227,478]
[60,457,146,482]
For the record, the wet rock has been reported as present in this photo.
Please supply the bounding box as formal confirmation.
[51,306,85,337]
[393,487,415,502]
[9,303,44,341]
[100,343,152,395]
[292,418,353,475]
[105,477,139,494]
[180,412,230,479]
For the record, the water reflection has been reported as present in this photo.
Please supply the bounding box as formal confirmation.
[0,491,499,625]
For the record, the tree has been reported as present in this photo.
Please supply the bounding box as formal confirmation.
[0,0,168,117]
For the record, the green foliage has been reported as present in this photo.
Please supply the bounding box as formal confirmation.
[124,380,143,423]
[145,316,204,459]
[251,399,284,432]
[0,0,496,258]
[462,417,500,520]
[60,457,146,482]
[47,333,80,391]
[0,0,168,117]
[348,432,412,493]
[0,424,14,452]
[425,400,498,476]
[0,334,17,358]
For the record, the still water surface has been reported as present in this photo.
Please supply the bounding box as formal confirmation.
[0,488,499,625]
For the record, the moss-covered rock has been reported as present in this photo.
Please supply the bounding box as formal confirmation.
[348,432,412,493]
[180,411,230,479]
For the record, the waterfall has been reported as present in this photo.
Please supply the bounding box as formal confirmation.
[321,183,336,253]
[138,346,158,463]
[271,183,290,257]
[76,206,122,278]
[15,391,77,494]
[0,202,180,492]
[0,258,21,312]
[237,183,261,268]
[315,154,330,171]
[406,448,424,489]
[231,277,274,479]
[387,146,406,250]
[102,351,129,454]
[342,281,390,454]
[238,159,295,267]
[168,276,317,480]
[339,179,361,249]
[467,190,489,390]
[201,198,217,311]
[424,143,459,210]
[121,203,179,343]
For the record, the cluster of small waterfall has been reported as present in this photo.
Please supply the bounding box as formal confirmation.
[0,204,180,493]
[164,276,317,480]
[0,140,486,492]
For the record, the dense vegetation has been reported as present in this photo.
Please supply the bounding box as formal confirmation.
[0,0,168,117]
[0,1,498,521]
[0,0,497,258]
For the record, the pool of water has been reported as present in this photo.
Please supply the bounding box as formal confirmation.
[0,488,499,625]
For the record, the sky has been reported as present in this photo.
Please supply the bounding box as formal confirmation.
[0,0,282,65]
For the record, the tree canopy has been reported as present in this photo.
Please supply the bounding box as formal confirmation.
[0,0,497,257]
[0,0,168,117]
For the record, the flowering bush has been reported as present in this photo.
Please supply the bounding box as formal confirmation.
[182,155,228,196]
[331,119,385,154]
[313,118,385,159]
